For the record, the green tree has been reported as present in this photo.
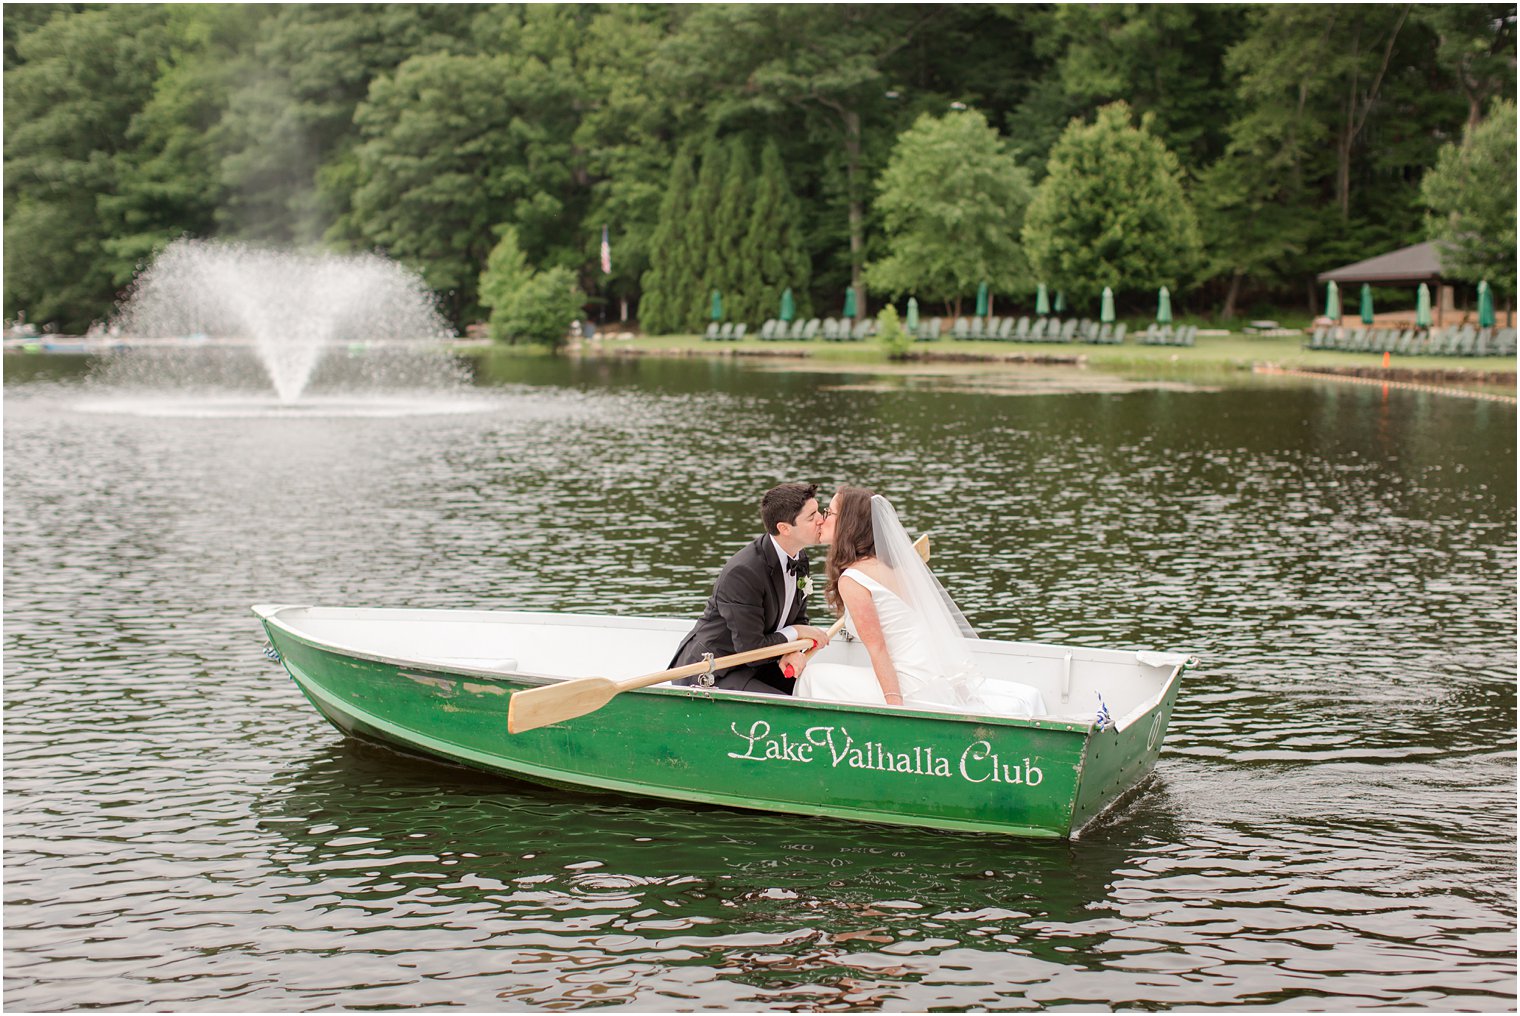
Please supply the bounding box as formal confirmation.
[349,51,577,324]
[656,5,946,308]
[575,6,681,311]
[740,139,812,325]
[866,109,1033,313]
[1418,4,1517,129]
[712,136,754,320]
[1022,102,1202,303]
[1422,99,1517,294]
[1193,149,1317,320]
[1035,5,1246,169]
[639,147,698,334]
[216,4,476,245]
[97,7,252,279]
[876,303,910,358]
[479,225,584,347]
[1226,6,1415,221]
[4,5,178,330]
[680,137,729,330]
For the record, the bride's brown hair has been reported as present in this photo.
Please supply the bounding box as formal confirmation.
[825,485,876,614]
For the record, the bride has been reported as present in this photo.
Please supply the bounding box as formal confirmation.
[794,486,1047,716]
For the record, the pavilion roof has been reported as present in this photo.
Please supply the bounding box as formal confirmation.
[1317,241,1445,284]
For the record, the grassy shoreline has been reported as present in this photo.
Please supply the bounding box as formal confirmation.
[559,331,1516,383]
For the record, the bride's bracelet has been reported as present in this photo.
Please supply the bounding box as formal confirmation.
[884,691,904,704]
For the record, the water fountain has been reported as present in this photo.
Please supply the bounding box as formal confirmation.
[81,239,487,418]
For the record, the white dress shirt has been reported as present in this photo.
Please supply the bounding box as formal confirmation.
[769,535,801,641]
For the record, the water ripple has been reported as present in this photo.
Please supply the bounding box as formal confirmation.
[4,357,1513,1010]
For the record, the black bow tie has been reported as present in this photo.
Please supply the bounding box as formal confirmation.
[786,555,805,577]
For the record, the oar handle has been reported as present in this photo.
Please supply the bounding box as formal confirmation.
[782,615,847,680]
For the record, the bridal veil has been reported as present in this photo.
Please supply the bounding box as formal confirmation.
[869,494,989,708]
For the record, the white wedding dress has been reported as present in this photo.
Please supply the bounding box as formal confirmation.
[795,565,1048,717]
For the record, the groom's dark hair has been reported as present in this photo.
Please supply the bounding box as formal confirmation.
[761,482,818,534]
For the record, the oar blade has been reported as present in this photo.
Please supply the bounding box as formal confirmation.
[508,676,619,734]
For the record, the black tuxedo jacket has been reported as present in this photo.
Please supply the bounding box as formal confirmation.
[670,535,810,694]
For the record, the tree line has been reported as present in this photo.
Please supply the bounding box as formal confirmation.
[4,4,1515,338]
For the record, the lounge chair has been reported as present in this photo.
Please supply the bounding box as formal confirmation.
[802,318,821,340]
[733,323,746,340]
[1496,327,1517,356]
[1012,317,1029,340]
[1060,319,1079,342]
[1112,322,1127,344]
[705,323,720,341]
[1028,318,1048,341]
[953,317,970,340]
[969,317,985,340]
[923,317,942,341]
[822,318,840,341]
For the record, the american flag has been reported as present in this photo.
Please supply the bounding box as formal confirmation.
[600,226,611,275]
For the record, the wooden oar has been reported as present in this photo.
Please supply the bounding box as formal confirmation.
[506,533,931,734]
[508,635,821,733]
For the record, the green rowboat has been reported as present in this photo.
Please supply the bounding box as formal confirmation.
[254,605,1193,838]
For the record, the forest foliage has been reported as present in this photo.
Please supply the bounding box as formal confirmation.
[4,3,1515,335]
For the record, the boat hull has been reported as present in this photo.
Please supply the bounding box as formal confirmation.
[261,609,1186,838]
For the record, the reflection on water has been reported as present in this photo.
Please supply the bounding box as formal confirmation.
[4,352,1515,1010]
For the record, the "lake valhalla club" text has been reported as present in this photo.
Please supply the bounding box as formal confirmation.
[726,720,1044,787]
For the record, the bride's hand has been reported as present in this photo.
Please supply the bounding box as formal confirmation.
[794,624,831,650]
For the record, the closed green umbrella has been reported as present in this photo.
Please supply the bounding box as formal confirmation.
[710,290,723,321]
[1054,290,1066,314]
[842,287,857,319]
[1325,280,1341,320]
[1156,286,1172,324]
[779,288,795,323]
[1415,283,1432,328]
[906,297,919,333]
[1478,280,1495,327]
[1359,284,1374,325]
[975,282,989,317]
[1100,287,1115,324]
[1035,284,1050,316]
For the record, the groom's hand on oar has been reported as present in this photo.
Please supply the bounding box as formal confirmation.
[781,624,833,679]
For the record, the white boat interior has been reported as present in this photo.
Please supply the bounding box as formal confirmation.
[254,605,1189,731]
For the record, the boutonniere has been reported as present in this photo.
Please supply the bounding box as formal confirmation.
[800,575,813,598]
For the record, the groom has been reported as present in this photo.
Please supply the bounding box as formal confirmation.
[669,482,833,694]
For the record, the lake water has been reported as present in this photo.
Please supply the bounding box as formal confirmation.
[5,351,1515,1011]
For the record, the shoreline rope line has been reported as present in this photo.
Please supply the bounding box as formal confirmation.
[1254,364,1517,405]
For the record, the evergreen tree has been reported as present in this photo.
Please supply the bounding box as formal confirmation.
[683,137,729,330]
[741,139,812,324]
[478,225,534,341]
[713,136,756,322]
[1022,102,1202,304]
[639,147,696,334]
